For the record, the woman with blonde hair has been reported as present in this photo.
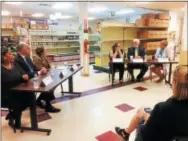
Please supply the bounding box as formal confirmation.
[115,65,188,141]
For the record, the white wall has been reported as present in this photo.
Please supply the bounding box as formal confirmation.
[182,3,187,51]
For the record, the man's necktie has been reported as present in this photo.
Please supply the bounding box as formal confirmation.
[23,57,33,73]
[135,48,138,56]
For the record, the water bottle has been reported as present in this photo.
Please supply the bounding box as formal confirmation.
[33,74,39,89]
[50,69,54,76]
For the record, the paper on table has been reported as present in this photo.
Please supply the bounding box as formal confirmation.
[61,70,69,76]
[73,64,78,70]
[56,66,67,70]
[133,59,143,63]
[158,58,169,63]
[42,76,53,86]
[112,58,123,63]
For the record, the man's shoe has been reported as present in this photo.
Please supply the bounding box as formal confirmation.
[45,105,61,113]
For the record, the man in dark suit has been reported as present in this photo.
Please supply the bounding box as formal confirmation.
[15,42,60,113]
[127,39,148,82]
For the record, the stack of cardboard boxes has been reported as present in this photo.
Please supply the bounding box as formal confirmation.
[30,24,49,30]
[143,41,161,51]
[136,13,170,27]
[136,13,170,51]
[138,30,168,39]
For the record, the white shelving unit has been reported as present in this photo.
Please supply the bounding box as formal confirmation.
[29,29,99,64]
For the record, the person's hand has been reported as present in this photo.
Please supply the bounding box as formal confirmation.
[134,56,142,59]
[22,74,29,81]
[40,67,47,75]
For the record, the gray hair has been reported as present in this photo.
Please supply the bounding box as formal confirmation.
[133,39,140,44]
[17,42,27,52]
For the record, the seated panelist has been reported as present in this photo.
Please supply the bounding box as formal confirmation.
[150,40,173,83]
[127,39,148,82]
[109,42,125,83]
[15,43,60,113]
[33,46,51,71]
[1,48,32,128]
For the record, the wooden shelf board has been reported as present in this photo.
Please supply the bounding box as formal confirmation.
[31,40,79,43]
[102,38,167,42]
[102,25,168,29]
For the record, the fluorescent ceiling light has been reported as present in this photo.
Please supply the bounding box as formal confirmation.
[89,6,108,13]
[60,15,72,19]
[32,13,44,17]
[50,13,72,20]
[116,9,134,15]
[50,14,57,20]
[1,10,10,16]
[52,3,73,9]
[88,17,96,20]
[5,2,22,5]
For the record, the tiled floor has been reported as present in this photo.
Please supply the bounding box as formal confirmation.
[1,65,174,141]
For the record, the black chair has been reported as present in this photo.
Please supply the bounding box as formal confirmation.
[109,62,129,85]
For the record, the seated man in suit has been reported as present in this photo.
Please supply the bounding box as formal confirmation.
[15,42,60,113]
[127,39,148,82]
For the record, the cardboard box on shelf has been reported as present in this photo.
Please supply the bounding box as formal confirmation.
[42,24,49,30]
[47,56,54,62]
[30,24,37,30]
[1,23,6,28]
[145,19,169,27]
[6,23,13,28]
[54,56,61,61]
[156,13,170,20]
[37,24,43,30]
[141,13,156,19]
[138,31,168,39]
[135,19,146,26]
[143,41,161,50]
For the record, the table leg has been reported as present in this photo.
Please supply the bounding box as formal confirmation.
[20,93,51,135]
[166,63,172,86]
[63,76,81,97]
[112,64,114,86]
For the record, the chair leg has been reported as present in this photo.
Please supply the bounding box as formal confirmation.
[61,84,64,96]
[109,71,111,82]
[164,69,167,83]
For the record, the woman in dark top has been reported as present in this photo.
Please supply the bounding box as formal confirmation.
[115,65,188,141]
[1,48,32,129]
[109,43,125,83]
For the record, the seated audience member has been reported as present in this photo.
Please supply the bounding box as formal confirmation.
[1,48,32,128]
[109,43,125,83]
[150,40,172,83]
[15,43,60,113]
[115,65,188,141]
[127,39,148,82]
[33,46,51,70]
